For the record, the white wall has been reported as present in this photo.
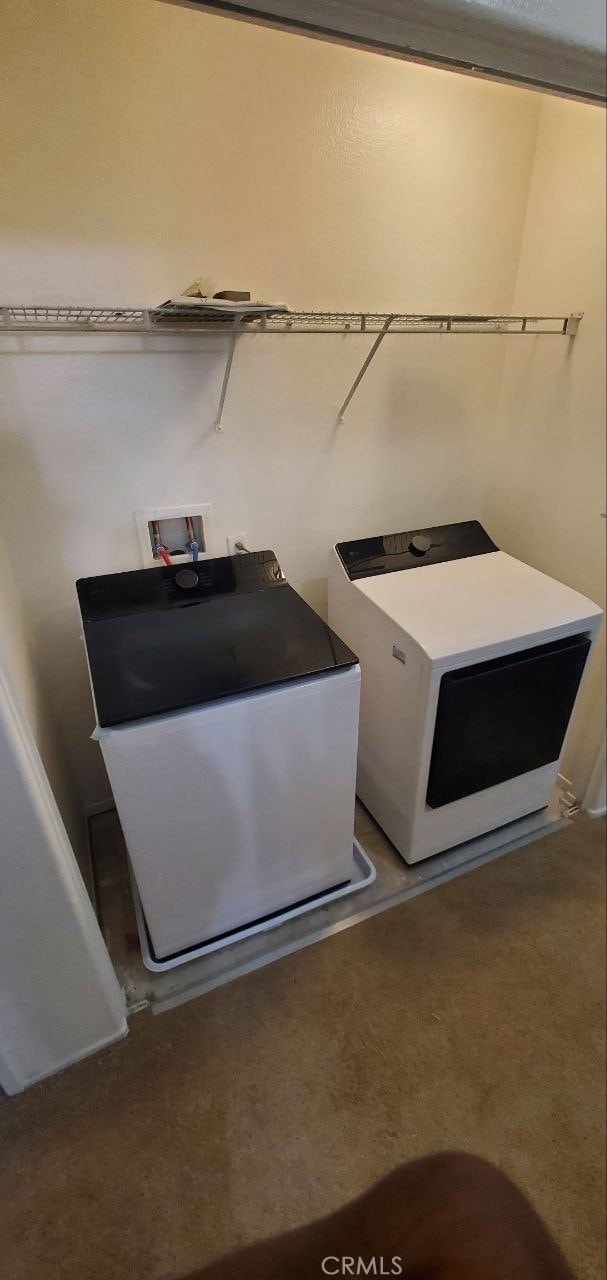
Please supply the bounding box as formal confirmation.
[0,553,126,1093]
[482,97,606,802]
[0,533,92,887]
[0,0,544,807]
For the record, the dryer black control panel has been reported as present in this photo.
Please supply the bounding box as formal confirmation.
[336,520,498,581]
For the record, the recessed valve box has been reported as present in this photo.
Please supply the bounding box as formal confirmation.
[134,505,215,568]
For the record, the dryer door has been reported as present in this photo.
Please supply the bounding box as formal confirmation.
[426,634,591,808]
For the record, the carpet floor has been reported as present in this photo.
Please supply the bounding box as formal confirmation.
[0,817,605,1280]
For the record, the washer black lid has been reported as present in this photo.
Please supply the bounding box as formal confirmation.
[77,551,358,727]
[336,520,498,580]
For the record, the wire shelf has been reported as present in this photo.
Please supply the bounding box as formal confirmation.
[260,312,578,334]
[0,306,147,331]
[0,304,582,428]
[0,305,582,336]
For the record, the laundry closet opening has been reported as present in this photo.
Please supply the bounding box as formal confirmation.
[0,0,604,1088]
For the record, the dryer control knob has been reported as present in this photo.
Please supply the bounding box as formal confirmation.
[409,534,431,556]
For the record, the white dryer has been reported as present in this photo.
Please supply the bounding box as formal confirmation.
[328,521,602,864]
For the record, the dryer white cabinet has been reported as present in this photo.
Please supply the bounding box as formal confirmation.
[329,521,602,864]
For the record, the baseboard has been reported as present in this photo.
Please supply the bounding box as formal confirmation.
[556,772,579,814]
[559,773,606,818]
[85,797,117,818]
[85,799,118,920]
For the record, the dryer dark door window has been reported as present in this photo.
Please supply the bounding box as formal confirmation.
[426,634,591,809]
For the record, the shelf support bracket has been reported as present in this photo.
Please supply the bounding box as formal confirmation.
[564,312,583,337]
[337,315,395,423]
[215,316,241,432]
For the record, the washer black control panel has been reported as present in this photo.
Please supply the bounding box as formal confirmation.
[336,520,498,581]
[77,550,286,621]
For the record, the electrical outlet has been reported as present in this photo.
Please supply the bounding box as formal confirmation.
[226,532,248,556]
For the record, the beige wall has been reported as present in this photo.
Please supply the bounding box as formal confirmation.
[0,0,543,806]
[0,0,603,812]
[2,1,539,310]
[482,96,606,802]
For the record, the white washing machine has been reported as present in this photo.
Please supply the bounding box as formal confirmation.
[78,551,360,961]
[328,521,602,864]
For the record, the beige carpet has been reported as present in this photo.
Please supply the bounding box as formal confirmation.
[0,817,604,1280]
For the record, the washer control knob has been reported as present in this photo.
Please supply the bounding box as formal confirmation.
[409,534,431,556]
[175,568,199,589]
